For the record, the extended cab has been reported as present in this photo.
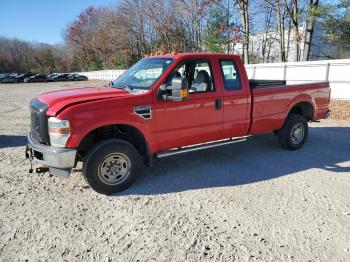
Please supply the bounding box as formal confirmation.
[26,53,331,194]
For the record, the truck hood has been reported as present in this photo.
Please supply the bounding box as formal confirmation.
[37,86,130,116]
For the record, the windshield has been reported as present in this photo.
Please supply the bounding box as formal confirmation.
[112,58,173,90]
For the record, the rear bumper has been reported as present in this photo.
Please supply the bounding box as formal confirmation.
[26,132,77,177]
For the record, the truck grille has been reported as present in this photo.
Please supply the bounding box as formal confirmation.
[31,111,41,141]
[30,99,49,144]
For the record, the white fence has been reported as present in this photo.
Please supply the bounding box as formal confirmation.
[78,70,125,81]
[245,59,350,100]
[78,59,350,100]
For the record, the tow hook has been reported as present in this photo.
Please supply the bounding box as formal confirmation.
[25,145,34,173]
[26,145,50,175]
[36,167,49,174]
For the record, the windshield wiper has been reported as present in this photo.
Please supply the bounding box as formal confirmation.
[115,81,133,91]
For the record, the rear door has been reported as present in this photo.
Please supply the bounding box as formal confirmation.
[218,59,250,138]
[153,58,223,151]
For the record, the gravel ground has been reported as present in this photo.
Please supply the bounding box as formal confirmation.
[0,82,350,261]
[330,100,350,120]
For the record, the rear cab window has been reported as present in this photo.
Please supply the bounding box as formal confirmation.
[219,60,241,90]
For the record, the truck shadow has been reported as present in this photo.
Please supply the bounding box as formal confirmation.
[118,126,350,196]
[0,135,27,149]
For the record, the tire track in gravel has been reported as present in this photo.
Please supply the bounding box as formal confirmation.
[0,105,20,114]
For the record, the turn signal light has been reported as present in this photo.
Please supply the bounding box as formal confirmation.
[180,89,188,98]
[49,127,71,134]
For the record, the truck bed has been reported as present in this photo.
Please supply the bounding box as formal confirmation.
[249,81,330,135]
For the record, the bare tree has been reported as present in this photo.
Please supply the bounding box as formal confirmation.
[275,0,288,62]
[236,0,250,63]
[173,0,213,51]
[286,0,301,61]
[262,6,274,62]
[0,36,79,73]
[303,0,319,60]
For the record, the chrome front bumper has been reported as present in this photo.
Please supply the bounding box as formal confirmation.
[26,132,77,177]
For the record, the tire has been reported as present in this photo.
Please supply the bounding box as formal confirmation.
[82,139,142,195]
[278,114,308,150]
[273,130,279,136]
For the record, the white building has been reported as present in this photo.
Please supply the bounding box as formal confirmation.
[231,24,306,63]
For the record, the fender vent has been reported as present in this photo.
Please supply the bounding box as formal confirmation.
[134,106,152,120]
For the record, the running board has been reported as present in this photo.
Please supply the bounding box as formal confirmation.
[156,137,248,158]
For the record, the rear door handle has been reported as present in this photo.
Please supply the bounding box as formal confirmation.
[215,99,222,110]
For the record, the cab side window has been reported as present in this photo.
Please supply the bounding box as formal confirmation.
[220,60,241,90]
[168,60,214,93]
[190,62,213,92]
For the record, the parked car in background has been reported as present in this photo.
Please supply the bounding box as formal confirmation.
[0,73,19,83]
[49,73,70,82]
[0,73,8,78]
[0,72,88,83]
[0,73,10,79]
[16,73,36,83]
[68,73,88,81]
[47,73,60,81]
[24,74,48,83]
[0,73,10,81]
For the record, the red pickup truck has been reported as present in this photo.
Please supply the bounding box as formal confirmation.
[26,53,330,194]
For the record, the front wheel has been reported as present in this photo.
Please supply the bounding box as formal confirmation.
[83,139,142,195]
[278,114,308,150]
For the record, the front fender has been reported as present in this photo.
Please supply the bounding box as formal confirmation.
[67,119,156,151]
[58,100,157,153]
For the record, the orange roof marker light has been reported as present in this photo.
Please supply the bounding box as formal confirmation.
[146,51,177,57]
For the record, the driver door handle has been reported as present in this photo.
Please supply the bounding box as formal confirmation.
[215,98,222,110]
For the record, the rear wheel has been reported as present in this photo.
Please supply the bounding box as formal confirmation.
[273,130,279,136]
[278,114,308,150]
[83,139,142,195]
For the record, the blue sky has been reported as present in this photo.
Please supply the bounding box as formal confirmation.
[0,0,118,44]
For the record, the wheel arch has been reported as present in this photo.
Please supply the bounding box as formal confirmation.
[287,96,316,121]
[75,123,152,166]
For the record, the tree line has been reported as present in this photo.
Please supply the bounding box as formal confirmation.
[1,0,349,73]
[0,37,80,73]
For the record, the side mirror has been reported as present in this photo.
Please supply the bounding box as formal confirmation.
[159,77,189,101]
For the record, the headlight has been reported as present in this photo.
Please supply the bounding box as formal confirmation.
[48,117,71,147]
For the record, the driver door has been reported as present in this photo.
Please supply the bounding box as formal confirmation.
[153,59,223,151]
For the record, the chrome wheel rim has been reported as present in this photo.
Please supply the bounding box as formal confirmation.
[98,153,131,185]
[290,123,304,144]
